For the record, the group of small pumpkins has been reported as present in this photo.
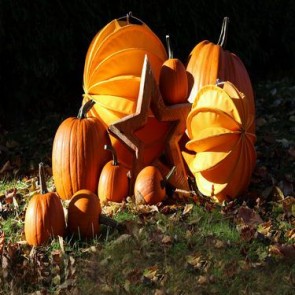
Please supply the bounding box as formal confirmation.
[24,14,256,246]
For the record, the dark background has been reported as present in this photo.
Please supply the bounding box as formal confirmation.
[1,0,295,128]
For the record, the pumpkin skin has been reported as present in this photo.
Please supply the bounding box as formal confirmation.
[184,81,256,202]
[25,163,65,246]
[186,17,255,132]
[67,189,101,239]
[82,14,170,169]
[159,35,188,104]
[134,166,166,205]
[52,100,111,200]
[98,145,129,204]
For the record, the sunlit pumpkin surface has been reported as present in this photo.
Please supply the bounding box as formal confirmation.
[82,17,170,169]
[184,82,256,202]
[67,189,101,239]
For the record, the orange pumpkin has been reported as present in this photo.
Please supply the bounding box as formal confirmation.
[159,35,188,104]
[184,81,256,202]
[98,145,129,204]
[67,189,101,239]
[24,163,65,246]
[82,13,170,169]
[134,166,166,205]
[186,17,255,132]
[52,100,111,200]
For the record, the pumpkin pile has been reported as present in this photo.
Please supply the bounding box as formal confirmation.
[25,14,258,246]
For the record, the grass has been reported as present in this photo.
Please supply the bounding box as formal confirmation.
[0,79,295,294]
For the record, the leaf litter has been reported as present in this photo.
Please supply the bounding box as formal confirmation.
[0,80,294,294]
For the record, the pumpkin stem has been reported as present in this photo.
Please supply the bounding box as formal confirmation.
[166,35,173,59]
[161,166,176,188]
[118,11,144,25]
[217,17,229,48]
[104,144,118,166]
[39,162,48,194]
[77,100,95,119]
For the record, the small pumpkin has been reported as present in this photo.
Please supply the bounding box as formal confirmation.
[184,81,256,202]
[67,189,101,239]
[134,166,175,205]
[98,145,129,204]
[186,16,255,131]
[24,163,66,246]
[159,35,188,104]
[52,100,111,200]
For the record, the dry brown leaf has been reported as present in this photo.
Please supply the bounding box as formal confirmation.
[236,205,263,226]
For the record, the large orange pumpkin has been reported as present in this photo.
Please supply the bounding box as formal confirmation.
[184,81,256,202]
[25,163,65,246]
[186,17,255,132]
[52,100,111,200]
[82,13,170,169]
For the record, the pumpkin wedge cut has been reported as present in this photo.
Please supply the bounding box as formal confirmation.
[184,81,256,201]
[86,48,164,88]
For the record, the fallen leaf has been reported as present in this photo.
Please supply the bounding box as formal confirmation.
[0,231,5,254]
[161,235,173,245]
[236,205,263,226]
[182,203,194,215]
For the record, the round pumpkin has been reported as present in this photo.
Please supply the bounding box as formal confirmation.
[159,35,188,104]
[184,81,256,202]
[67,189,101,239]
[186,17,255,132]
[134,166,166,205]
[52,100,111,200]
[24,163,65,246]
[98,145,129,204]
[82,13,170,169]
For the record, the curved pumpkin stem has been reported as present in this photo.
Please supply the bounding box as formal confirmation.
[166,35,173,59]
[217,17,229,48]
[118,11,144,25]
[39,162,48,194]
[104,144,119,166]
[77,100,95,119]
[161,166,176,189]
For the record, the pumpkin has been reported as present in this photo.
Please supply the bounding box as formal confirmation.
[184,81,256,202]
[24,162,65,246]
[186,17,255,132]
[67,189,101,239]
[159,35,188,104]
[52,100,111,200]
[98,144,129,204]
[134,166,175,205]
[82,13,170,169]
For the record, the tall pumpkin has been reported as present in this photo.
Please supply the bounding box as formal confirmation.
[159,35,188,104]
[25,163,65,246]
[185,81,256,202]
[186,17,255,132]
[82,13,170,169]
[52,100,111,200]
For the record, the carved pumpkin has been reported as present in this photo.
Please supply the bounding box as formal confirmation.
[52,100,111,200]
[24,163,65,246]
[98,145,129,204]
[82,13,170,169]
[184,81,256,202]
[186,17,255,132]
[159,35,188,104]
[67,189,101,239]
